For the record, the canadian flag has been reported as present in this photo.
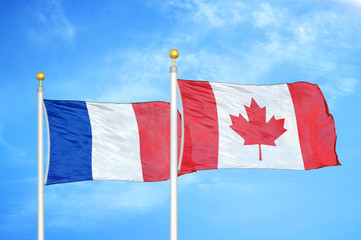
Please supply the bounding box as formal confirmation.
[178,80,340,172]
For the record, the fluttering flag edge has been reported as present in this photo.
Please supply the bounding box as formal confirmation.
[287,81,340,170]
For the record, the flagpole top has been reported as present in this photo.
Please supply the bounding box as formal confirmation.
[169,49,179,66]
[36,72,45,87]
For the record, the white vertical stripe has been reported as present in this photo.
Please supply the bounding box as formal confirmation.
[210,82,305,170]
[86,102,144,181]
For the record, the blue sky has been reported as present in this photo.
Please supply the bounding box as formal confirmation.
[1,0,361,239]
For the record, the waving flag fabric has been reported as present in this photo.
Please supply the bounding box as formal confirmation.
[178,80,340,172]
[44,100,188,185]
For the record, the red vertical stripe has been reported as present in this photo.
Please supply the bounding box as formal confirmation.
[178,79,219,170]
[287,82,340,170]
[132,102,185,182]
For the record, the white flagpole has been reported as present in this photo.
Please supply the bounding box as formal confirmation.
[37,72,45,240]
[169,49,179,240]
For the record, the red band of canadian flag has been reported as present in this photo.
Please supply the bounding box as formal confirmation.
[178,79,340,171]
[287,83,339,170]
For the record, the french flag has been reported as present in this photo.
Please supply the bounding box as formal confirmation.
[178,80,340,173]
[44,100,188,185]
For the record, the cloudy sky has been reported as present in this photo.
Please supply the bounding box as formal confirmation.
[1,0,361,239]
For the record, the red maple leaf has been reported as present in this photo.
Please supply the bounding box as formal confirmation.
[229,98,287,161]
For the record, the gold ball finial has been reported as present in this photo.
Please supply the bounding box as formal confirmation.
[169,49,179,59]
[36,72,45,86]
[169,49,179,66]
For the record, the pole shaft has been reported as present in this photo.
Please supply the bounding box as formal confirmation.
[170,66,178,240]
[37,87,44,240]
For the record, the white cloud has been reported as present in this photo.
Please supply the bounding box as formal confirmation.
[333,0,361,7]
[174,1,360,100]
[27,0,75,45]
[246,3,361,96]
[320,78,359,107]
[83,0,359,103]
[54,1,360,107]
[164,0,246,28]
[337,78,358,93]
[94,47,171,103]
[192,0,245,27]
[253,2,283,28]
[181,50,254,83]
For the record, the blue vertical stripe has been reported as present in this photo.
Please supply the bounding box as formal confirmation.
[44,100,93,185]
